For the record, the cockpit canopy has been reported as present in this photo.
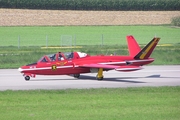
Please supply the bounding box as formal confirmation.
[38,52,89,63]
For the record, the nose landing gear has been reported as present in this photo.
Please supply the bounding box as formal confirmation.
[23,73,36,81]
[25,76,30,81]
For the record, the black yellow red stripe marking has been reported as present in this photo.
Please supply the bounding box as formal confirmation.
[134,38,160,59]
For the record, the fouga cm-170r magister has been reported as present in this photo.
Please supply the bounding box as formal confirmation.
[18,35,160,81]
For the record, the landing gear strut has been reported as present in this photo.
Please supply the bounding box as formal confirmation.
[96,68,104,80]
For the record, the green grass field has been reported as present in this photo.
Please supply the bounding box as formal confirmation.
[0,87,180,120]
[0,26,180,46]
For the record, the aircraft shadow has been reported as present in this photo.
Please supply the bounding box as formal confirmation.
[79,75,145,83]
[32,77,145,83]
[145,74,180,79]
[146,75,161,78]
[77,74,180,82]
[31,74,180,83]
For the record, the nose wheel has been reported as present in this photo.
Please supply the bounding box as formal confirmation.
[23,73,35,81]
[24,76,30,81]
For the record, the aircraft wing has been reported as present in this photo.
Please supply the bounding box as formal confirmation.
[79,64,142,71]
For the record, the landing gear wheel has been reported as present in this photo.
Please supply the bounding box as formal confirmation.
[96,75,104,81]
[25,76,30,81]
[73,74,80,79]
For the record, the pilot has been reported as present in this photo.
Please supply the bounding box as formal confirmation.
[68,52,73,59]
[58,54,64,61]
[50,54,56,61]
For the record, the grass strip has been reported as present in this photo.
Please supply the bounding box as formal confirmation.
[0,87,180,120]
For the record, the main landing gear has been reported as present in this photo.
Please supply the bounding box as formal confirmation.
[96,68,104,80]
[73,74,80,78]
[73,68,104,80]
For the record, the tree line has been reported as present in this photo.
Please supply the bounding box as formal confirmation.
[0,0,179,10]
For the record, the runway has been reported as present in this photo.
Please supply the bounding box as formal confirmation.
[0,65,180,91]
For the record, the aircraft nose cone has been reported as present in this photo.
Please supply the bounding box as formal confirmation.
[18,67,23,72]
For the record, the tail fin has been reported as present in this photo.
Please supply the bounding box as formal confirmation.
[126,35,141,57]
[134,37,160,59]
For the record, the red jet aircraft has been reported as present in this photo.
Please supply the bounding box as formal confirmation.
[18,35,160,81]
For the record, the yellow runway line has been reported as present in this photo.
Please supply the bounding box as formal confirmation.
[41,46,82,49]
[157,44,173,47]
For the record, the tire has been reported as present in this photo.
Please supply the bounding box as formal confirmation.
[74,74,80,78]
[25,76,30,81]
[96,75,104,81]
